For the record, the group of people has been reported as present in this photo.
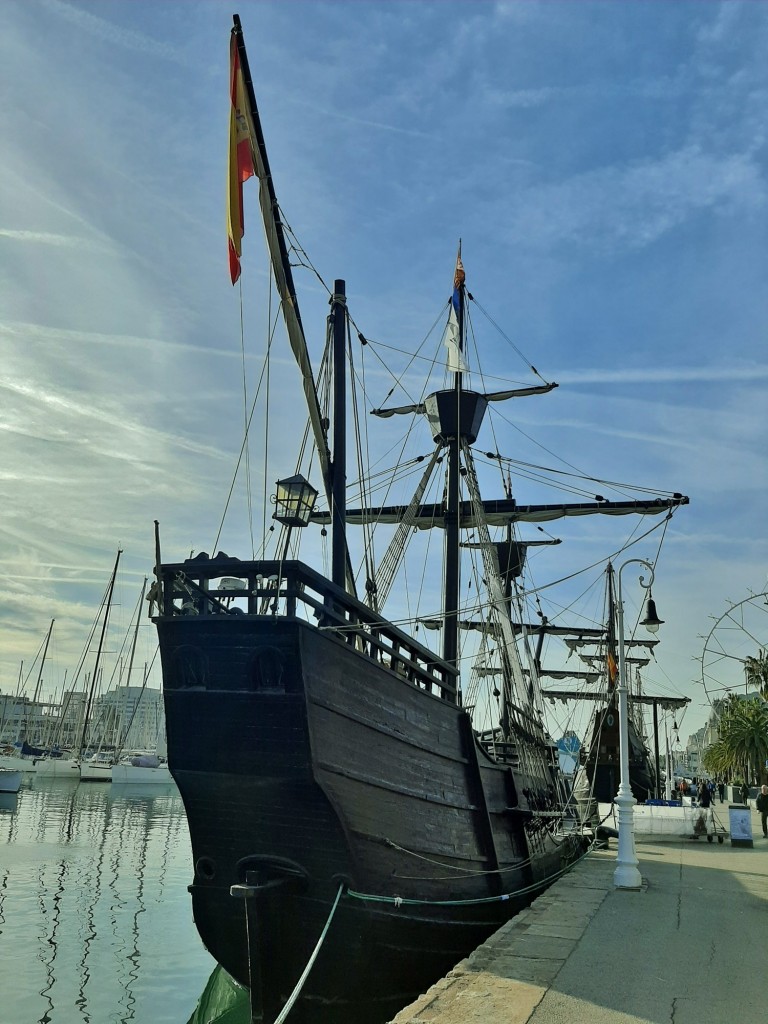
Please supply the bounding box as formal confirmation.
[671,778,768,838]
[676,777,725,804]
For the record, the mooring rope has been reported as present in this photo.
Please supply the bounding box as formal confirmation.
[346,839,595,908]
[273,882,345,1024]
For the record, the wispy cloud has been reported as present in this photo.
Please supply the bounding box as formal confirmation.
[558,364,768,385]
[0,377,229,460]
[40,0,187,63]
[503,145,765,253]
[0,229,111,251]
[0,320,264,361]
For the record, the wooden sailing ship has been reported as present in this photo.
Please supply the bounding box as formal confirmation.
[540,564,690,808]
[152,16,689,1023]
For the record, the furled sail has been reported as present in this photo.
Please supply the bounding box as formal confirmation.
[372,383,558,418]
[310,495,689,528]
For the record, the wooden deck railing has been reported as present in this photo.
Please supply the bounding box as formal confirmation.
[156,555,458,702]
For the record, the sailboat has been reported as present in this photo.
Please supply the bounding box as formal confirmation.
[0,620,56,773]
[37,551,123,781]
[82,578,148,783]
[152,17,689,1024]
[539,564,690,816]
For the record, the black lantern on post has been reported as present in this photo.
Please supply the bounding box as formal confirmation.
[640,594,664,633]
[272,474,318,528]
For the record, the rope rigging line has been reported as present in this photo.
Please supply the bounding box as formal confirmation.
[511,512,682,602]
[485,401,637,491]
[461,443,548,782]
[356,304,449,411]
[345,311,380,600]
[238,279,255,558]
[466,293,554,386]
[381,835,557,880]
[478,452,687,501]
[346,839,596,908]
[350,316,378,607]
[280,209,450,417]
[471,451,647,504]
[260,279,275,549]
[210,297,284,556]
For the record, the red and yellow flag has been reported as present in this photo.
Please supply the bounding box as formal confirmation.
[227,33,255,284]
[606,649,618,688]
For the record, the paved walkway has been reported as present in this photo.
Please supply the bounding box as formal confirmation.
[390,805,768,1024]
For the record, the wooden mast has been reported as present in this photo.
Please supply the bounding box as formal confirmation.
[330,280,347,589]
[443,247,464,671]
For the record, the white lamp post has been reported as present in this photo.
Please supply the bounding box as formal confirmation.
[614,558,663,889]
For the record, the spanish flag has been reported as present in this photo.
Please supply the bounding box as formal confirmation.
[607,649,618,688]
[227,32,255,284]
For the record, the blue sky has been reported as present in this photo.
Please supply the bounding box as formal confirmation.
[1,0,766,743]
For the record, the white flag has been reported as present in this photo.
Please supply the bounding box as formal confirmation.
[443,304,468,373]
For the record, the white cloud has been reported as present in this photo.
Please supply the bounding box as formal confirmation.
[502,145,765,253]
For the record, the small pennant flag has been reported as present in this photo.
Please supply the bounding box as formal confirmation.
[227,33,255,284]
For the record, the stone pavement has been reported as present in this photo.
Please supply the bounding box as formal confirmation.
[390,805,768,1024]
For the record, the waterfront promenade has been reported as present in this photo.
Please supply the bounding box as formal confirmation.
[391,805,767,1024]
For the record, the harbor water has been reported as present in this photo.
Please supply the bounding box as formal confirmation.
[0,776,248,1024]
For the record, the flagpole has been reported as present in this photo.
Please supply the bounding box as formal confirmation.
[231,15,304,335]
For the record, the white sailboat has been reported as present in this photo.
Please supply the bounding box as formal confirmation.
[0,620,56,773]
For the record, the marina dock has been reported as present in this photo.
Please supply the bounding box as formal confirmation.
[390,805,767,1024]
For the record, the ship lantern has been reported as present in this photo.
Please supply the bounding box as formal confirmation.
[640,594,664,633]
[273,474,318,527]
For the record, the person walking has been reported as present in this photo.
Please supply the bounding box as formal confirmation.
[718,779,726,803]
[741,780,750,805]
[699,783,712,809]
[756,785,768,839]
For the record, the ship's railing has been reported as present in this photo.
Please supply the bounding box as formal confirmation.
[156,556,458,702]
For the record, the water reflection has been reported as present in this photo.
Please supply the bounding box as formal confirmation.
[0,778,215,1023]
[0,792,18,814]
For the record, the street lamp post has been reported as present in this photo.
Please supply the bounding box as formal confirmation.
[614,558,663,889]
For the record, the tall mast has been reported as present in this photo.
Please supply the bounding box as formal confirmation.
[31,619,55,707]
[78,549,122,757]
[115,578,148,757]
[331,280,347,589]
[443,247,465,668]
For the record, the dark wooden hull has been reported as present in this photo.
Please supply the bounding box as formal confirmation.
[581,704,656,803]
[158,604,581,1022]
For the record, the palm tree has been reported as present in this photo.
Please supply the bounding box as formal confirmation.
[701,738,731,779]
[702,695,768,784]
[745,649,768,700]
[719,698,768,784]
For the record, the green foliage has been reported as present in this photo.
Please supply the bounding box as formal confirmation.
[745,648,768,700]
[701,740,730,777]
[701,695,768,783]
